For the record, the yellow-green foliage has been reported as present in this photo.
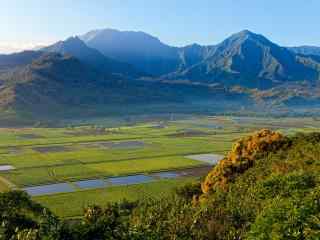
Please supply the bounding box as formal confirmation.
[202,129,287,193]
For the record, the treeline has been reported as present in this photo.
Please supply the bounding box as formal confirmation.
[1,132,320,239]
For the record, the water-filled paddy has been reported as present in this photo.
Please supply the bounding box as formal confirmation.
[108,174,153,186]
[33,146,72,153]
[152,171,179,179]
[0,165,15,171]
[24,183,75,196]
[19,134,43,139]
[74,179,107,189]
[99,140,146,149]
[186,154,224,165]
[22,168,203,196]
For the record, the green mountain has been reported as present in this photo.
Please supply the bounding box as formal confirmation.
[167,30,320,89]
[81,29,320,90]
[0,52,250,122]
[0,51,43,72]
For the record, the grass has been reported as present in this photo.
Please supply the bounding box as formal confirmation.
[0,179,9,192]
[0,136,231,169]
[3,156,202,186]
[0,126,236,186]
[34,178,196,218]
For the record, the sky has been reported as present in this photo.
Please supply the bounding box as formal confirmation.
[0,0,319,53]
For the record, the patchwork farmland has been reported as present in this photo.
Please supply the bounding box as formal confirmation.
[0,115,319,217]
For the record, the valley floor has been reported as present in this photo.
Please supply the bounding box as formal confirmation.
[0,115,319,217]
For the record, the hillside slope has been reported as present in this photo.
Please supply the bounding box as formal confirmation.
[0,51,43,72]
[0,52,250,122]
[128,130,320,239]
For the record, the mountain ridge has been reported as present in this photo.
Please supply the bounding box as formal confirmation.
[81,29,320,88]
[165,30,319,89]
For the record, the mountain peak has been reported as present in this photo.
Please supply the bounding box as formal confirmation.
[41,35,140,77]
[80,28,179,75]
[220,29,274,49]
[41,36,88,54]
[242,29,256,34]
[64,36,83,44]
[80,28,166,50]
[231,29,265,41]
[238,29,255,36]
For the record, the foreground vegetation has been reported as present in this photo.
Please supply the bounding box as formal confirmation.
[1,130,320,239]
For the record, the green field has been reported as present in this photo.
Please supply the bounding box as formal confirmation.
[0,178,10,192]
[0,115,319,217]
[34,178,196,218]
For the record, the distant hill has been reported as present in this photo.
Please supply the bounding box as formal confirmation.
[0,52,249,122]
[0,53,107,112]
[288,46,320,56]
[0,51,43,72]
[42,36,141,78]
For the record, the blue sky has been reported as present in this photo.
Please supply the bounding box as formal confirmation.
[1,0,319,53]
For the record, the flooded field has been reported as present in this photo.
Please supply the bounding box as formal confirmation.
[33,146,72,153]
[152,172,179,179]
[108,175,153,186]
[24,183,75,196]
[74,179,107,189]
[19,134,43,139]
[22,166,212,197]
[186,154,224,165]
[99,140,146,149]
[0,165,15,171]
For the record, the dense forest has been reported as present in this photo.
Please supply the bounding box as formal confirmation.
[1,130,320,239]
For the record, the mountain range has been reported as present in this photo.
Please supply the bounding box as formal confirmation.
[80,29,320,87]
[0,28,319,124]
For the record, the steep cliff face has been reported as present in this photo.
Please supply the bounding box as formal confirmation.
[202,129,287,194]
